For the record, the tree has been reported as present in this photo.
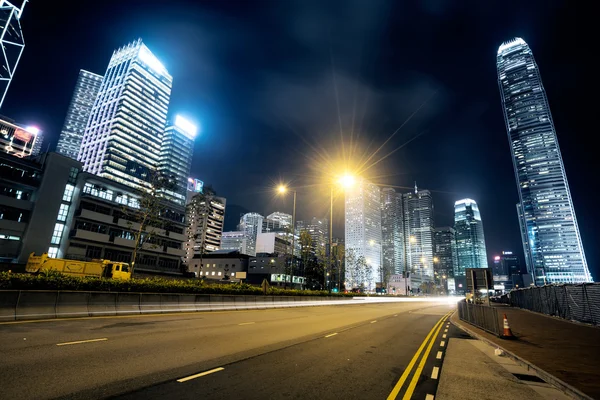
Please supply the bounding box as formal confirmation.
[121,171,177,275]
[331,243,345,290]
[299,230,313,278]
[186,186,222,276]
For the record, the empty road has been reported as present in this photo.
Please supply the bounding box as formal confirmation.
[0,300,457,399]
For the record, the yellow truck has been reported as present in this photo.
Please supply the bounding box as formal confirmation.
[26,253,131,280]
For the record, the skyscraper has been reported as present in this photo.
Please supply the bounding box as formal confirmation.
[184,189,226,265]
[78,40,172,192]
[157,116,197,205]
[403,186,435,289]
[265,212,293,230]
[454,198,488,291]
[306,216,328,256]
[381,188,403,279]
[434,227,457,291]
[344,178,381,291]
[497,38,591,284]
[0,1,26,109]
[56,70,103,159]
[238,212,264,256]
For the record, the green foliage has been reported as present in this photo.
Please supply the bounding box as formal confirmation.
[0,272,364,297]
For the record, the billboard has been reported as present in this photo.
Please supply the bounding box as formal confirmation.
[187,177,204,193]
[1,121,38,158]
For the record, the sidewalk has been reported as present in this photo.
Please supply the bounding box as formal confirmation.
[437,337,571,400]
[452,306,600,399]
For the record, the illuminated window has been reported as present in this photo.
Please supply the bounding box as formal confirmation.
[212,271,215,276]
[56,204,70,222]
[47,247,59,258]
[62,184,75,202]
[51,223,65,245]
[218,272,222,276]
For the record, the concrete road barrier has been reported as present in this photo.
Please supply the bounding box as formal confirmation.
[88,292,117,316]
[116,293,140,315]
[56,291,90,318]
[16,291,58,320]
[179,294,196,312]
[140,294,161,314]
[0,290,19,321]
[195,294,211,312]
[160,294,180,312]
[220,295,236,311]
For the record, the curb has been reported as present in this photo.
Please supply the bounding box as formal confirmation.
[450,312,593,400]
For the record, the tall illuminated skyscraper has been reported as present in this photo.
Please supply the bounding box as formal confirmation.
[56,70,103,159]
[157,116,197,205]
[497,38,591,284]
[403,186,435,289]
[0,1,26,109]
[78,39,172,192]
[344,178,381,291]
[454,199,488,291]
[381,188,403,277]
[238,212,264,256]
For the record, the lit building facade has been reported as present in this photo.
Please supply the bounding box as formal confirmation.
[381,188,403,277]
[220,231,248,255]
[56,70,103,159]
[434,227,457,291]
[78,39,172,192]
[344,178,381,291]
[238,212,264,256]
[307,216,328,256]
[454,199,488,291]
[265,212,292,230]
[0,117,39,158]
[497,38,591,284]
[157,116,197,205]
[403,187,435,288]
[492,251,521,292]
[184,190,226,265]
[0,0,26,109]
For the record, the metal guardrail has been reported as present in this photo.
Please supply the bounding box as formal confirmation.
[506,283,600,326]
[457,300,501,336]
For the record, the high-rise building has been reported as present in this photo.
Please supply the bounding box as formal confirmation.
[497,38,591,284]
[265,212,292,230]
[56,70,103,159]
[344,178,381,291]
[0,1,26,109]
[238,212,264,256]
[381,188,403,279]
[184,190,226,265]
[157,116,197,205]
[403,186,435,289]
[30,130,43,156]
[78,39,172,192]
[454,199,488,291]
[492,251,521,292]
[306,216,328,256]
[434,227,457,291]
[220,231,248,255]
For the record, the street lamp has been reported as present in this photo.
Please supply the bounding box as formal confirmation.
[276,185,296,289]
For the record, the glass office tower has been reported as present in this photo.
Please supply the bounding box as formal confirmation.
[56,70,103,159]
[497,38,591,284]
[78,39,172,192]
[454,199,488,279]
[403,186,435,288]
[381,188,403,276]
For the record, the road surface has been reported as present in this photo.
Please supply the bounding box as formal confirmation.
[0,300,457,399]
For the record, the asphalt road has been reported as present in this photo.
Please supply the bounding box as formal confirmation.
[0,300,457,399]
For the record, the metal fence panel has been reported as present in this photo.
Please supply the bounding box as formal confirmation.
[457,300,500,336]
[509,283,599,326]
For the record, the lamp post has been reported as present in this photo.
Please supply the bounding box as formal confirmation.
[277,185,296,289]
[405,235,416,295]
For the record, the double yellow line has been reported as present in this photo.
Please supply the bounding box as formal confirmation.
[387,311,452,400]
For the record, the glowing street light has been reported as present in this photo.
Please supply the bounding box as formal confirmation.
[338,174,356,189]
[409,236,417,244]
[277,185,287,194]
[433,256,439,263]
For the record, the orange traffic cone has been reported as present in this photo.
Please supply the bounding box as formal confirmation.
[502,313,515,339]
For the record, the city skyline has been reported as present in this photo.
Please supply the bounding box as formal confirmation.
[0,1,592,279]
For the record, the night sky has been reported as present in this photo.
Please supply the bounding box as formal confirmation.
[3,1,591,277]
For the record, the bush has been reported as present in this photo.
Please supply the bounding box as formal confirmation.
[0,272,363,297]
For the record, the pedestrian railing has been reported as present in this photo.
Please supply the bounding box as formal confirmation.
[508,283,600,326]
[457,300,501,336]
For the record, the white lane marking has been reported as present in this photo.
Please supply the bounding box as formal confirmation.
[444,329,448,333]
[436,351,443,359]
[56,338,108,346]
[238,322,255,326]
[440,340,446,347]
[431,366,439,380]
[394,314,398,317]
[443,334,447,339]
[371,320,377,324]
[325,333,338,338]
[426,394,435,400]
[177,367,224,383]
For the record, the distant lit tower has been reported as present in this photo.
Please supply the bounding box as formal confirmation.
[157,115,197,205]
[454,199,488,291]
[497,38,591,284]
[434,227,457,291]
[78,39,172,192]
[344,178,381,291]
[0,1,26,109]
[56,70,103,159]
[403,185,435,289]
[238,212,264,256]
[381,188,403,278]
